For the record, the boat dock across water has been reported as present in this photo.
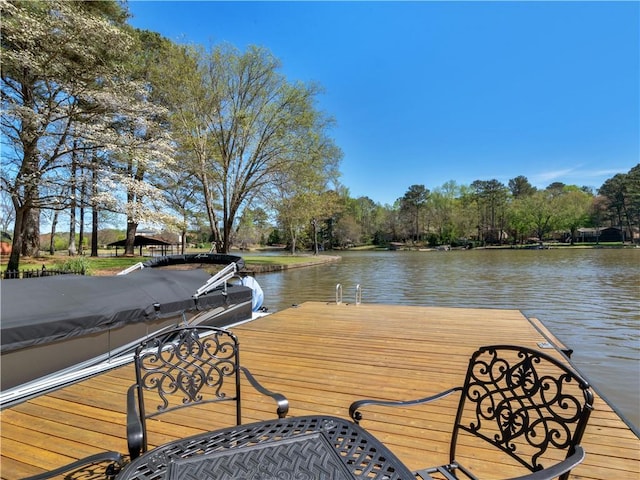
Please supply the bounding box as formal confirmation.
[1,302,638,479]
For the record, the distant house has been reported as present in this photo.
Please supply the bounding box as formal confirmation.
[0,231,11,255]
[577,227,625,243]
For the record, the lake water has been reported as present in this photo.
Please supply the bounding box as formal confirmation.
[253,248,640,431]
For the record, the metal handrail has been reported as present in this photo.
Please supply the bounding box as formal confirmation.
[336,283,362,305]
[193,262,237,298]
[117,262,144,275]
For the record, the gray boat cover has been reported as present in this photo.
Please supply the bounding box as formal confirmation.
[0,268,250,353]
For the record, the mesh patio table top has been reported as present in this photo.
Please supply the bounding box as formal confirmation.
[117,415,414,480]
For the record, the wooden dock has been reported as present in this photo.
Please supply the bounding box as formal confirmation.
[1,302,638,479]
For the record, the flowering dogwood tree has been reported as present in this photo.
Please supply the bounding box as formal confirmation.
[1,1,175,267]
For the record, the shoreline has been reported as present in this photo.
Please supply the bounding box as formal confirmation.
[2,243,635,276]
[242,255,341,274]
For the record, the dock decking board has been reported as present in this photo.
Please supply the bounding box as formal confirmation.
[1,302,638,479]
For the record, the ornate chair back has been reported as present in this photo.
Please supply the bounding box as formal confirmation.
[129,326,243,454]
[451,345,594,479]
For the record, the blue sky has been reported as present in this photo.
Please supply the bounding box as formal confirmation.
[126,1,639,206]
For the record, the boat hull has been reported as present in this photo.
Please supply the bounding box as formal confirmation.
[0,289,251,391]
[1,263,253,392]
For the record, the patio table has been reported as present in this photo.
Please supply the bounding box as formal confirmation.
[116,415,414,480]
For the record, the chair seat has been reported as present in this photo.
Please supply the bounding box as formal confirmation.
[414,465,460,480]
[414,462,475,480]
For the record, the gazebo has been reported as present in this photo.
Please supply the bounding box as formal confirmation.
[107,235,174,256]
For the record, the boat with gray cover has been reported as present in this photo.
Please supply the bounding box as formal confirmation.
[0,254,257,404]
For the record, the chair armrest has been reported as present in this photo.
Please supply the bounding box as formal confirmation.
[21,451,124,480]
[240,366,289,418]
[349,386,463,424]
[503,445,585,480]
[127,384,144,460]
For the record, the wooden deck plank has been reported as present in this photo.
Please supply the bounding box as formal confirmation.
[1,302,638,479]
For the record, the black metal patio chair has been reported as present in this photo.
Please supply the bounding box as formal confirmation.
[127,325,289,460]
[349,345,594,480]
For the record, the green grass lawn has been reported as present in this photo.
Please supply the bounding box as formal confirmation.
[0,255,147,275]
